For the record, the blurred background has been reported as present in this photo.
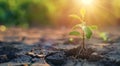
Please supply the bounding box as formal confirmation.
[0,0,120,28]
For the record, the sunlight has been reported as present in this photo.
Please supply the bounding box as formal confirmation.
[74,0,96,10]
[81,0,94,6]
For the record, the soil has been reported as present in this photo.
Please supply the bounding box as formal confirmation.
[0,27,120,66]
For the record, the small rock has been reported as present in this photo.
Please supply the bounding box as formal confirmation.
[45,51,67,66]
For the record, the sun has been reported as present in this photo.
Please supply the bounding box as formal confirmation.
[81,0,94,6]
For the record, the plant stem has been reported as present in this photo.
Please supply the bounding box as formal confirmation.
[76,31,85,58]
[82,31,85,49]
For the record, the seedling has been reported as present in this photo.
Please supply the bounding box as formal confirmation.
[99,32,109,42]
[69,8,97,57]
[69,8,109,58]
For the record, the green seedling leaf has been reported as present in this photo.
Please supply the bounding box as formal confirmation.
[80,8,86,18]
[82,26,92,39]
[99,32,108,41]
[72,24,82,30]
[69,31,80,36]
[69,14,81,21]
[72,21,86,30]
[89,25,98,30]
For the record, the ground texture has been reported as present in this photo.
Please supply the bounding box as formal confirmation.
[0,27,120,66]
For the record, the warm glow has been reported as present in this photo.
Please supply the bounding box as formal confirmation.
[81,0,94,6]
[0,25,7,32]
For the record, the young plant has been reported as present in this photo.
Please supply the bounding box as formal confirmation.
[69,8,97,57]
[99,32,109,41]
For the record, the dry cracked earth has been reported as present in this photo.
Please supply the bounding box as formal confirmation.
[0,27,120,66]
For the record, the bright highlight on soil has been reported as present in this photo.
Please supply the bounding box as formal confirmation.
[81,0,94,5]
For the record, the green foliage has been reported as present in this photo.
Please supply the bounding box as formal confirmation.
[83,26,92,39]
[69,9,108,42]
[88,25,98,30]
[70,23,93,39]
[69,31,80,36]
[0,8,6,20]
[0,0,52,27]
[99,32,108,41]
[69,15,81,21]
